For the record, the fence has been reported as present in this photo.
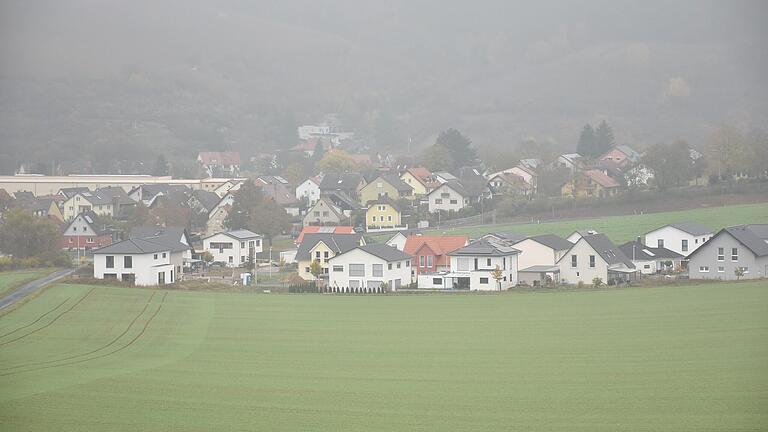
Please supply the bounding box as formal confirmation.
[435,210,496,230]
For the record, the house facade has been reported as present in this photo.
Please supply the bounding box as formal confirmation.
[561,169,620,198]
[644,222,713,256]
[687,225,768,280]
[426,239,519,291]
[618,240,684,275]
[512,234,573,270]
[426,182,470,213]
[404,235,469,276]
[62,191,114,221]
[296,233,364,281]
[400,167,438,196]
[202,229,263,267]
[327,244,412,292]
[93,237,189,286]
[557,234,636,284]
[62,211,113,251]
[366,199,404,232]
[295,177,321,206]
[302,197,346,227]
[358,174,413,205]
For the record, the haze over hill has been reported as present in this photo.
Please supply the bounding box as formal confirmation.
[1,0,766,173]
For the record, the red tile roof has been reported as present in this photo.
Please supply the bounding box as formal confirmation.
[404,235,469,266]
[198,151,241,165]
[585,169,620,188]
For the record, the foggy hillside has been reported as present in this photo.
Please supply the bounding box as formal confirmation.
[1,0,766,172]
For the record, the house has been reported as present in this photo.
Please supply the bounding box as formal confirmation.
[295,177,322,206]
[404,235,469,276]
[92,233,192,286]
[384,230,422,251]
[433,171,458,184]
[322,190,361,216]
[294,225,355,245]
[327,244,413,292]
[197,151,241,177]
[487,172,532,198]
[202,229,263,267]
[57,187,91,200]
[566,229,599,244]
[426,181,471,213]
[400,167,439,196]
[439,239,520,291]
[557,233,636,284]
[302,197,347,227]
[94,186,136,219]
[62,210,114,251]
[61,191,115,221]
[643,222,713,256]
[318,173,366,199]
[599,145,642,167]
[188,189,222,215]
[358,174,413,205]
[555,153,583,171]
[205,204,230,237]
[561,169,620,198]
[212,179,243,198]
[513,234,573,270]
[21,197,64,222]
[366,198,405,232]
[296,233,365,281]
[618,240,684,275]
[128,184,190,207]
[257,181,300,217]
[13,191,35,202]
[687,225,768,280]
[519,158,542,171]
[479,232,528,245]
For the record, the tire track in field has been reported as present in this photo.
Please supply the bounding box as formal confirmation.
[0,297,70,338]
[1,292,168,376]
[0,287,96,347]
[0,292,157,371]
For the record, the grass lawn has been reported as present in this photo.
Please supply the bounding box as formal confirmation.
[428,202,768,243]
[0,281,767,431]
[0,269,56,298]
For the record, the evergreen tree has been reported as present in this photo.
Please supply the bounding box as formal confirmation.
[435,129,475,165]
[224,181,264,230]
[310,140,325,165]
[576,124,596,157]
[594,120,615,156]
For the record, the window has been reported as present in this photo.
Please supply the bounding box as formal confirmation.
[305,267,310,273]
[349,264,365,277]
[731,248,738,262]
[322,211,329,217]
[210,242,233,250]
[372,264,383,277]
[256,240,261,247]
[397,262,401,268]
[240,241,245,248]
[162,252,166,258]
[740,266,749,274]
[695,239,699,244]
[324,251,329,258]
[571,255,577,268]
[441,192,450,198]
[657,239,664,248]
[435,199,443,204]
[433,278,442,285]
[718,266,725,273]
[240,256,245,263]
[124,256,132,269]
[681,239,688,252]
[486,258,491,267]
[479,277,489,284]
[86,238,94,244]
[419,256,425,267]
[450,199,458,205]
[249,241,254,248]
[388,263,392,270]
[717,248,724,261]
[405,261,409,267]
[589,255,595,268]
[73,226,77,232]
[228,256,233,263]
[332,265,343,272]
[158,272,165,285]
[103,273,117,280]
[427,256,434,267]
[316,251,321,259]
[106,256,114,268]
[372,216,377,222]
[699,266,709,272]
[154,254,158,260]
[644,264,651,269]
[314,211,320,217]
[387,215,392,222]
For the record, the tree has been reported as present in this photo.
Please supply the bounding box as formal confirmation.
[419,145,455,172]
[734,267,745,281]
[592,277,603,287]
[247,199,291,246]
[309,259,323,281]
[283,159,313,186]
[576,124,596,157]
[435,128,475,165]
[0,209,61,258]
[310,140,325,165]
[316,149,360,173]
[708,125,750,180]
[593,120,615,156]
[201,251,214,264]
[125,202,152,232]
[491,265,504,291]
[224,181,264,230]
[642,141,694,190]
[152,154,169,176]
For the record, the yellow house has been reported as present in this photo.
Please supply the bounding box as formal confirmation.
[62,192,114,221]
[366,199,402,230]
[358,174,413,205]
[296,233,365,281]
[561,169,620,199]
[400,167,439,196]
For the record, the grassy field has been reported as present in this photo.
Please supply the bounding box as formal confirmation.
[1,282,767,431]
[0,269,56,298]
[429,202,768,243]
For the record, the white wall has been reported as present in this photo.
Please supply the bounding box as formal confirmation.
[94,250,177,286]
[449,254,518,290]
[203,233,263,267]
[295,180,320,206]
[514,239,561,269]
[417,273,455,289]
[328,248,412,291]
[427,184,467,213]
[386,234,407,251]
[644,226,712,256]
[557,239,608,284]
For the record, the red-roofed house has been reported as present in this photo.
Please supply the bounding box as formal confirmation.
[404,235,469,276]
[197,151,241,177]
[561,169,620,198]
[294,226,355,245]
[400,167,440,196]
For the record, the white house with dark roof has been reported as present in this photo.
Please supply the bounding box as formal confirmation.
[617,240,684,275]
[557,233,636,284]
[327,243,413,292]
[512,234,573,270]
[687,224,768,280]
[422,239,519,291]
[644,222,713,256]
[93,235,192,286]
[202,229,263,267]
[426,181,472,213]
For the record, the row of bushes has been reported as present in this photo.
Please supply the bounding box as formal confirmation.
[0,252,72,272]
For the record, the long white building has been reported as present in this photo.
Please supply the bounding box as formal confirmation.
[0,175,246,196]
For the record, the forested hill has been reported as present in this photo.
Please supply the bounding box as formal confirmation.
[1,0,766,173]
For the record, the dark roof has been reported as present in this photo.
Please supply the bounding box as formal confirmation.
[95,237,181,254]
[720,225,768,257]
[618,241,684,261]
[352,243,413,261]
[649,222,712,236]
[94,186,135,205]
[322,191,361,211]
[579,234,635,268]
[428,180,467,197]
[13,191,35,201]
[128,226,191,253]
[295,233,363,261]
[319,173,363,192]
[79,191,114,206]
[22,197,55,212]
[481,232,528,243]
[527,234,573,251]
[59,187,90,198]
[449,239,520,257]
[368,197,401,212]
[379,174,412,192]
[69,210,110,236]
[191,190,222,212]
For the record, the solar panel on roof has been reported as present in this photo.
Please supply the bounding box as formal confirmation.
[318,226,335,233]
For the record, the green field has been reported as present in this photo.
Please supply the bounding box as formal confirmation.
[430,202,768,243]
[0,270,55,298]
[1,282,767,431]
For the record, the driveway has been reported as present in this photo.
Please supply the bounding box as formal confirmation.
[0,268,75,311]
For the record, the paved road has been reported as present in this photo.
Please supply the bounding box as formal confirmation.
[0,268,75,311]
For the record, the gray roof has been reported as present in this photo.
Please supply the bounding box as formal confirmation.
[519,265,560,273]
[319,173,363,192]
[95,237,184,254]
[651,222,712,236]
[618,241,683,261]
[192,190,221,212]
[322,190,361,210]
[353,243,413,261]
[481,232,528,243]
[215,229,261,240]
[59,187,90,198]
[70,210,110,236]
[128,226,191,253]
[579,234,635,268]
[379,174,412,193]
[527,234,573,251]
[429,180,467,197]
[616,145,642,162]
[722,225,768,257]
[94,186,135,205]
[450,239,520,257]
[296,233,363,261]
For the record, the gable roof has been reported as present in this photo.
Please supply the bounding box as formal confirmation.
[94,186,135,205]
[369,174,412,193]
[128,226,191,252]
[58,187,91,199]
[204,229,261,241]
[615,145,642,162]
[480,232,528,243]
[404,235,469,257]
[524,234,573,251]
[449,238,520,257]
[689,225,768,259]
[65,210,110,236]
[404,167,437,187]
[319,173,364,192]
[191,189,222,212]
[576,234,635,268]
[647,222,712,237]
[94,236,189,254]
[618,240,684,261]
[350,243,413,262]
[428,180,467,198]
[307,197,345,220]
[367,197,402,212]
[295,226,355,244]
[585,169,620,188]
[258,182,298,206]
[198,151,241,165]
[295,233,363,261]
[322,190,361,211]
